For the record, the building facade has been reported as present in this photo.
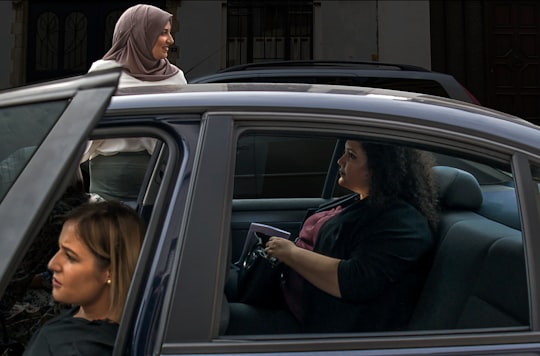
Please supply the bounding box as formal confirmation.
[1,0,539,124]
[1,0,431,85]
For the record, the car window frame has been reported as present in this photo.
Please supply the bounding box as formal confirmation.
[512,153,540,330]
[161,113,235,350]
[83,116,200,356]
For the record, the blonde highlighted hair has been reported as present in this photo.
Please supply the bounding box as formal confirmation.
[65,200,145,322]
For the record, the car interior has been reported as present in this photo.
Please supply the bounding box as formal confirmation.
[220,132,527,337]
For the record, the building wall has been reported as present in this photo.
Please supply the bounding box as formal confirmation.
[316,0,431,68]
[0,1,16,89]
[176,0,431,81]
[314,1,378,61]
[378,0,431,69]
[176,0,224,81]
[2,0,432,87]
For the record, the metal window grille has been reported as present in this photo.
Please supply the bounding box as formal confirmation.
[227,0,313,66]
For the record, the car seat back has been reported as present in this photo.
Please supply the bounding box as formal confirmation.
[408,166,528,330]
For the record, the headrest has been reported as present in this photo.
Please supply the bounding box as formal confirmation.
[433,166,483,210]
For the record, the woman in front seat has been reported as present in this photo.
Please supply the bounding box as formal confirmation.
[228,140,439,334]
[23,201,144,355]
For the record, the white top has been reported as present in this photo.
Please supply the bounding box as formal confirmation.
[88,60,187,88]
[83,60,187,160]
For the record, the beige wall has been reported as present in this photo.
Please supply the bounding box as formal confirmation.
[378,0,431,69]
[176,0,224,81]
[314,1,378,61]
[315,0,431,68]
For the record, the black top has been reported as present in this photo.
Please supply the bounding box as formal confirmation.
[23,307,118,356]
[302,197,434,332]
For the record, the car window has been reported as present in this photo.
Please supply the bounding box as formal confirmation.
[0,100,68,201]
[234,134,336,198]
[81,136,160,206]
[233,133,516,201]
[1,128,183,352]
[224,131,527,339]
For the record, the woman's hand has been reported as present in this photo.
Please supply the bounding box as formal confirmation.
[265,236,296,264]
[265,236,342,298]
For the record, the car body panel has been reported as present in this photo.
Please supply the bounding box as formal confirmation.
[98,85,540,355]
[109,84,538,157]
[190,60,479,104]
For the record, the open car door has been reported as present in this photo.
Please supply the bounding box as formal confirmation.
[0,67,121,295]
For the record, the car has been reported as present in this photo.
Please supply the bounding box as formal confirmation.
[1,67,540,356]
[190,60,481,105]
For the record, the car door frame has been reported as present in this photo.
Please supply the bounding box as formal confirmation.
[0,68,120,295]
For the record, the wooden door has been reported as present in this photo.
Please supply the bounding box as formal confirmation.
[486,1,540,125]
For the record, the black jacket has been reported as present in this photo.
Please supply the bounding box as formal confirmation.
[302,197,434,332]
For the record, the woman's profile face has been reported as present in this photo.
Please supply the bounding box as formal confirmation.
[48,220,110,311]
[152,21,174,60]
[337,140,371,197]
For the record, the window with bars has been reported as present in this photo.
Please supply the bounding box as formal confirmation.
[227,0,313,67]
[27,1,165,84]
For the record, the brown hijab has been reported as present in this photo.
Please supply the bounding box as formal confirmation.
[103,4,179,81]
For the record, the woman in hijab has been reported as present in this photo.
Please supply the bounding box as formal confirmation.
[84,4,186,202]
[88,3,187,86]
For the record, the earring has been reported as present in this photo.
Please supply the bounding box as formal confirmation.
[107,279,112,285]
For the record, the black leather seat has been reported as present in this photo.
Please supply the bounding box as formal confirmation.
[408,166,527,330]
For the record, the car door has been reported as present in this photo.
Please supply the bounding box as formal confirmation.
[0,67,120,296]
[161,102,540,355]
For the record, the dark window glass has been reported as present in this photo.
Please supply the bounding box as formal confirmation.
[234,134,335,198]
[64,12,88,71]
[0,100,68,201]
[35,12,59,71]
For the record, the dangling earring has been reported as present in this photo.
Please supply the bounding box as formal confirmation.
[107,279,112,285]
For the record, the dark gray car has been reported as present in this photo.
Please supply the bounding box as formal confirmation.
[1,69,540,355]
[191,60,481,105]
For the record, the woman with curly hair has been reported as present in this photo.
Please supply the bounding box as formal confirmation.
[228,140,439,334]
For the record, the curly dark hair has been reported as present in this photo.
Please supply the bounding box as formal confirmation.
[361,142,439,231]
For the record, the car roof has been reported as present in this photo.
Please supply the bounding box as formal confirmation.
[190,67,460,83]
[109,83,539,155]
[189,64,478,105]
[213,60,431,72]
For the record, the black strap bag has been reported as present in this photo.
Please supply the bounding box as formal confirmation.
[236,226,289,309]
